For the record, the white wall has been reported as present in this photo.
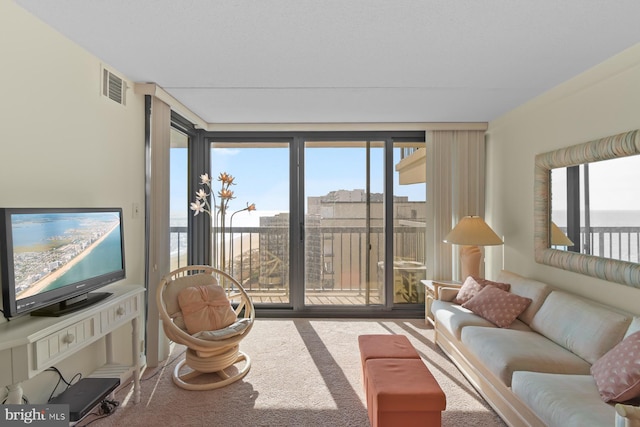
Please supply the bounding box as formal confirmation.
[485,43,640,315]
[0,0,146,402]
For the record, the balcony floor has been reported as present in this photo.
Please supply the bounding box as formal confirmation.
[244,290,424,306]
[247,290,383,305]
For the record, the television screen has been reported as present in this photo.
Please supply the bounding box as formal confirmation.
[0,208,126,318]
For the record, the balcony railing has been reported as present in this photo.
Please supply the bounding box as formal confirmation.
[552,226,640,263]
[581,226,640,262]
[170,225,426,294]
[174,225,640,291]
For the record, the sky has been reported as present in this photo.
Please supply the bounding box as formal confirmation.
[170,145,426,226]
[551,155,640,211]
[551,155,640,227]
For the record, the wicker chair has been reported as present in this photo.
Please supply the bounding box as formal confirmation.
[156,265,255,390]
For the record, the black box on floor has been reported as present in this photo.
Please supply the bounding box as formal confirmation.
[49,377,120,421]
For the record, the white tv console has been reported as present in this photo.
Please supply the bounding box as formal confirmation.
[0,284,144,405]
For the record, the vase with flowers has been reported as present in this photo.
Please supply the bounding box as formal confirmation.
[190,172,255,274]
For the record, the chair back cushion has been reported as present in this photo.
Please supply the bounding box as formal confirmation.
[163,273,218,330]
[178,284,237,334]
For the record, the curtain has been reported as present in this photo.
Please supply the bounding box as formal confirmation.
[429,130,486,281]
[145,97,172,366]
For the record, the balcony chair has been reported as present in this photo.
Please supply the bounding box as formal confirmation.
[156,265,255,390]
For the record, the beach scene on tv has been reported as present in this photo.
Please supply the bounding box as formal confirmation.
[11,211,123,300]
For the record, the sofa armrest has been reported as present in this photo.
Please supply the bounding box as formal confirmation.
[616,403,640,427]
[432,282,462,302]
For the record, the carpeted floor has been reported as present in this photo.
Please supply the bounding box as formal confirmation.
[86,319,506,427]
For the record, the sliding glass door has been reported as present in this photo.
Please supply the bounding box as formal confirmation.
[210,141,291,305]
[391,142,427,304]
[185,131,425,315]
[303,141,385,306]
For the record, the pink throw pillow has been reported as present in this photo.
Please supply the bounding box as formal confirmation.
[474,277,511,292]
[462,286,532,328]
[178,284,237,335]
[454,276,511,305]
[591,331,640,403]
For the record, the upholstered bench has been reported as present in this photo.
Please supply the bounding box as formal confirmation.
[357,334,421,387]
[365,358,446,427]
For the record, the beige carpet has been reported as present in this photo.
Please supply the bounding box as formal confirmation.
[88,319,505,427]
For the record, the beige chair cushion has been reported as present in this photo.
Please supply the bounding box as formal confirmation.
[178,284,237,334]
[194,318,252,341]
[163,273,218,330]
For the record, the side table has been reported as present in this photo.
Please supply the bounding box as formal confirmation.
[421,280,462,326]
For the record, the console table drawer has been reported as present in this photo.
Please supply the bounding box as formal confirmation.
[100,293,139,333]
[34,317,97,370]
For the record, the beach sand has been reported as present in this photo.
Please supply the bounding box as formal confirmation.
[18,223,119,298]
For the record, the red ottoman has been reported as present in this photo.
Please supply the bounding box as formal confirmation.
[358,334,420,387]
[365,358,446,427]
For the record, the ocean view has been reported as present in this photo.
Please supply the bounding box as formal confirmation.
[44,228,122,292]
[12,212,122,296]
[552,210,640,263]
[552,210,640,227]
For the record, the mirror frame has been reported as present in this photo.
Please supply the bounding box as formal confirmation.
[534,129,640,288]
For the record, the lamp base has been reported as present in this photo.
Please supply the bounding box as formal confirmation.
[459,245,482,281]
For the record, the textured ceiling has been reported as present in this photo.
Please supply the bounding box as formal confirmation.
[16,0,640,124]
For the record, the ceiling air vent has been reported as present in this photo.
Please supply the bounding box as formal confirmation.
[102,68,126,105]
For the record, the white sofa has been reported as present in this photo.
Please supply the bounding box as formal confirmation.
[431,270,640,427]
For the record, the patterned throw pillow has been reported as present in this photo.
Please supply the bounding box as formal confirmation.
[454,276,511,305]
[462,286,532,328]
[591,331,640,403]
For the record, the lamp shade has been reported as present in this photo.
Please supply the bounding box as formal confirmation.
[443,216,503,246]
[551,222,574,246]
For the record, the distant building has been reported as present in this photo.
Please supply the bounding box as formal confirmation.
[257,189,425,294]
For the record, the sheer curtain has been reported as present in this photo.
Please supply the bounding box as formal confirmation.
[428,130,486,281]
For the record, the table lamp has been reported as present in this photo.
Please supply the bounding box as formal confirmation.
[444,216,503,280]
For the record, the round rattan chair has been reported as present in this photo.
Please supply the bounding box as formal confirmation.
[156,265,255,390]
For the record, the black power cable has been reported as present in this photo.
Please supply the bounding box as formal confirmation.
[46,366,82,402]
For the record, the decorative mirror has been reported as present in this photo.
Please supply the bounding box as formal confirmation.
[534,129,640,288]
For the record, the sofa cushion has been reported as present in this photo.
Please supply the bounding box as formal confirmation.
[433,300,496,338]
[454,276,510,305]
[432,300,532,340]
[512,372,614,427]
[461,326,592,387]
[495,270,552,325]
[591,331,640,403]
[625,317,640,338]
[462,286,532,328]
[530,291,631,364]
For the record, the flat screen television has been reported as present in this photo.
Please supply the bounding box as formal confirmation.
[0,207,126,319]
